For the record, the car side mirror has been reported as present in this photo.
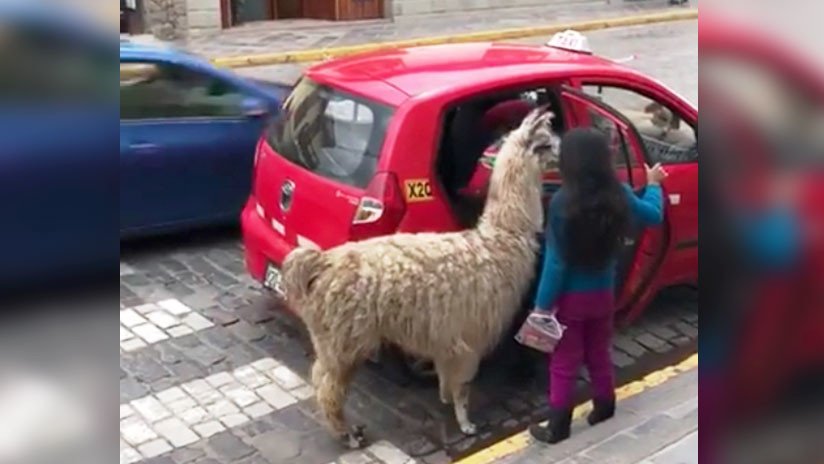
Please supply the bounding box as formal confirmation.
[241,97,269,118]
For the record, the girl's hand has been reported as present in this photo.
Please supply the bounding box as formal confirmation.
[646,163,668,185]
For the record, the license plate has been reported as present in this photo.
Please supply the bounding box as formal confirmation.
[263,264,284,295]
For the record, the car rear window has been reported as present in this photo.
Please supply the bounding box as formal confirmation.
[266,78,394,189]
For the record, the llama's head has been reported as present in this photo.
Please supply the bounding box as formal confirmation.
[481,107,559,234]
[497,107,561,171]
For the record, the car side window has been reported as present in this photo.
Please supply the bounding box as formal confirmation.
[120,61,247,120]
[582,108,636,186]
[583,85,697,165]
[587,108,636,169]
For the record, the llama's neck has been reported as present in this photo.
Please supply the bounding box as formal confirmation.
[477,157,544,236]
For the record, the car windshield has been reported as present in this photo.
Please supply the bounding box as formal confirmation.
[265,78,394,189]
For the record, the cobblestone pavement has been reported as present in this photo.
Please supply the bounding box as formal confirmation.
[154,1,690,60]
[120,20,697,464]
[120,229,697,464]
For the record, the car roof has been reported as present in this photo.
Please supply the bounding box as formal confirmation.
[306,42,630,106]
[119,40,206,65]
[119,40,287,102]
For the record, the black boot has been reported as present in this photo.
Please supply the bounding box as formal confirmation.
[529,407,572,444]
[587,397,616,426]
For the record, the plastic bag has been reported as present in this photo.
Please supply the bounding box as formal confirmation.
[515,310,567,354]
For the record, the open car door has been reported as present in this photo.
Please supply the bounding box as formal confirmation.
[560,86,669,323]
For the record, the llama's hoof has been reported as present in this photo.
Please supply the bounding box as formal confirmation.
[459,422,478,435]
[342,425,367,449]
[439,395,452,405]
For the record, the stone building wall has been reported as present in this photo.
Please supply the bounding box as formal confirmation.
[186,0,223,34]
[142,0,188,39]
[138,0,613,39]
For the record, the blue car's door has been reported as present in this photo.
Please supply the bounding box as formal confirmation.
[120,59,268,234]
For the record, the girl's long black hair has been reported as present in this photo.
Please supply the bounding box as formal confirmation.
[558,128,630,270]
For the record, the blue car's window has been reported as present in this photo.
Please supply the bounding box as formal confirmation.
[266,78,394,189]
[120,62,247,120]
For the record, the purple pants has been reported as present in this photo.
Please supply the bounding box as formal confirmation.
[548,292,616,409]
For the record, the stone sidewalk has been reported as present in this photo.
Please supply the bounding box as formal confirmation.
[638,430,697,464]
[495,366,697,464]
[125,1,691,60]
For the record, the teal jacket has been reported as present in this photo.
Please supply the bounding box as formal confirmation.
[535,184,665,312]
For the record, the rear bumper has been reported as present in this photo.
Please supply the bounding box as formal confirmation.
[240,198,295,282]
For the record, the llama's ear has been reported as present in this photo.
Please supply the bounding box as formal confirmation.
[535,110,555,128]
[519,106,551,135]
[519,107,544,130]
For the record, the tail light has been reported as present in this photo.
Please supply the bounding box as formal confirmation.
[349,172,406,241]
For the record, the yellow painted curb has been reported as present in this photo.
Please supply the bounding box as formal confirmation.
[212,9,698,69]
[454,353,698,464]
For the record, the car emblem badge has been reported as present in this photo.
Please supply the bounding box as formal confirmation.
[280,180,295,212]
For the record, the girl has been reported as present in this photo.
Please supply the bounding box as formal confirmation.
[529,128,667,443]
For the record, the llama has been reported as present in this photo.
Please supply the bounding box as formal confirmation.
[281,107,559,448]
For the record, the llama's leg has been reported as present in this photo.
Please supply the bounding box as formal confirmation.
[338,363,367,449]
[311,358,324,387]
[435,358,451,405]
[449,355,482,435]
[313,359,346,435]
[315,358,365,448]
[309,331,325,387]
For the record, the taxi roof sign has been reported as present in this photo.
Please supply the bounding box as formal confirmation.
[546,30,593,55]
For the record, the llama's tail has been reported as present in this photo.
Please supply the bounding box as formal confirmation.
[281,247,326,304]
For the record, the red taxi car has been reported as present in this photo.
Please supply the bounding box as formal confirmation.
[242,31,698,326]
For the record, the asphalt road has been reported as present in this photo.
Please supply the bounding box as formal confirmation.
[516,20,698,106]
[120,21,698,464]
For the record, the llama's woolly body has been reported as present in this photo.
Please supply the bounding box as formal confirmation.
[280,108,557,445]
[290,227,538,363]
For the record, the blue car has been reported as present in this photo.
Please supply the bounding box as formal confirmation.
[0,2,118,290]
[0,2,285,290]
[120,41,287,238]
